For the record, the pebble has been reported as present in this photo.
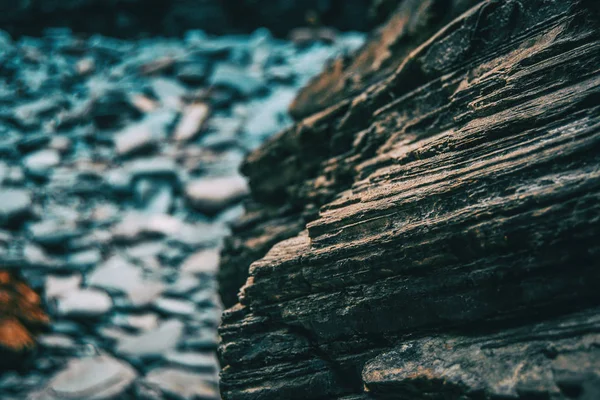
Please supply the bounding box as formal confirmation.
[180,248,220,275]
[0,25,364,399]
[185,175,249,215]
[154,297,197,317]
[116,319,184,359]
[29,354,137,400]
[164,351,219,371]
[0,189,31,226]
[173,102,210,142]
[57,289,113,318]
[143,368,219,400]
[45,275,82,300]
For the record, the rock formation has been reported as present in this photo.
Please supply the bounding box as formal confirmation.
[218,0,600,398]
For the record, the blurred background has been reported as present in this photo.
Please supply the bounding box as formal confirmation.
[0,1,384,399]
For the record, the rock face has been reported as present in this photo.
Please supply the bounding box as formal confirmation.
[218,0,600,399]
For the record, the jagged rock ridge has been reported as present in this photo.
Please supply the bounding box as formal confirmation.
[218,0,600,399]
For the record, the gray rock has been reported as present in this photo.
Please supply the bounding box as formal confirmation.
[112,313,159,332]
[180,248,220,275]
[57,288,113,318]
[88,255,143,294]
[164,351,219,371]
[28,219,81,247]
[0,189,31,226]
[143,368,219,400]
[88,255,164,307]
[210,64,266,97]
[184,175,249,215]
[114,123,157,156]
[176,62,208,85]
[116,319,184,359]
[154,297,196,317]
[28,354,137,400]
[173,103,210,142]
[38,334,77,352]
[66,248,102,270]
[23,149,61,176]
[151,77,187,109]
[45,274,82,300]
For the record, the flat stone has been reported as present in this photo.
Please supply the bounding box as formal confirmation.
[28,219,82,247]
[38,334,77,352]
[127,157,179,181]
[173,102,210,142]
[143,368,219,400]
[154,297,196,317]
[57,288,112,318]
[165,275,201,296]
[184,175,249,215]
[164,351,219,371]
[88,255,143,294]
[180,248,220,275]
[23,149,61,176]
[88,255,164,307]
[113,313,159,332]
[114,123,157,156]
[210,64,266,97]
[176,63,208,85]
[112,213,184,242]
[0,189,31,226]
[29,354,137,400]
[45,274,82,300]
[116,319,184,359]
[151,77,187,109]
[66,248,102,270]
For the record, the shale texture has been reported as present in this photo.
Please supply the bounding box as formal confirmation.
[218,0,600,399]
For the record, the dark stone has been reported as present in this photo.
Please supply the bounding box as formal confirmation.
[217,0,600,399]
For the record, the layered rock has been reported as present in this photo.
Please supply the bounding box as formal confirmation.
[218,0,600,398]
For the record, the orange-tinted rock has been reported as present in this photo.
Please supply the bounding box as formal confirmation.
[0,270,49,355]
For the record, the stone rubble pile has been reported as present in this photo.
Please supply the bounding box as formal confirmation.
[0,27,364,399]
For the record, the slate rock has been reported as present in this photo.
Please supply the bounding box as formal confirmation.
[180,249,220,275]
[0,189,31,226]
[154,297,196,318]
[143,368,219,400]
[164,351,219,372]
[210,64,267,97]
[185,175,249,215]
[28,354,137,400]
[57,288,112,318]
[116,319,184,359]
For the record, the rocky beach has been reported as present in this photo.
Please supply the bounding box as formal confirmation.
[0,27,363,399]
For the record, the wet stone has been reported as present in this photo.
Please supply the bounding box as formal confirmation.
[184,175,249,215]
[57,288,113,318]
[154,297,197,318]
[23,149,61,177]
[180,248,220,275]
[116,319,184,359]
[164,351,219,371]
[143,368,219,400]
[29,354,137,400]
[0,189,31,227]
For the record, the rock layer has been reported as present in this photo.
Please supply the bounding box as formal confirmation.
[218,0,600,399]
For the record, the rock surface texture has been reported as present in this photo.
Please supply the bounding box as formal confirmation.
[218,0,600,399]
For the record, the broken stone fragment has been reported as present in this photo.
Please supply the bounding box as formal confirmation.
[174,102,210,142]
[185,175,249,215]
